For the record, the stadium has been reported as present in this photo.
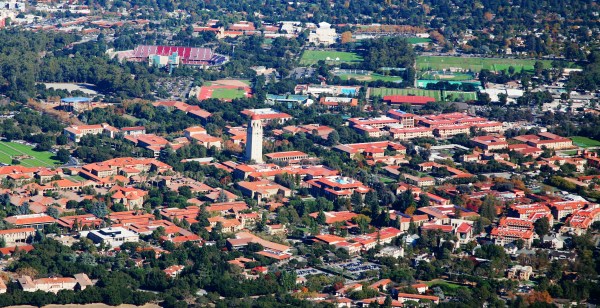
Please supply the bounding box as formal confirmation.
[129,45,227,66]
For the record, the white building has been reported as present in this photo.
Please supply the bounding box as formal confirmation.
[245,115,264,163]
[0,228,34,246]
[308,22,337,46]
[86,227,139,248]
[18,273,93,293]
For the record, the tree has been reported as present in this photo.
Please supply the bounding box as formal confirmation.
[327,130,340,146]
[17,202,30,215]
[534,217,550,237]
[90,201,108,218]
[46,206,59,219]
[56,149,71,164]
[480,195,498,221]
[352,214,371,234]
[316,210,327,225]
[534,61,544,76]
[351,191,363,208]
[340,31,353,44]
[177,185,192,199]
[217,190,229,203]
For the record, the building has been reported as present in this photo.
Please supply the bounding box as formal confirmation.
[434,124,470,138]
[0,228,34,246]
[396,293,440,304]
[163,265,185,278]
[245,115,264,163]
[109,186,147,210]
[471,136,509,150]
[64,123,118,142]
[308,22,337,45]
[18,273,93,293]
[120,126,146,136]
[402,174,435,187]
[334,141,406,159]
[128,45,226,66]
[513,133,574,150]
[86,227,139,248]
[390,127,435,140]
[548,200,588,220]
[237,180,292,202]
[4,214,56,230]
[266,94,311,107]
[490,227,534,248]
[308,211,358,225]
[319,97,358,109]
[265,151,310,163]
[387,110,416,128]
[241,108,292,125]
[227,231,292,260]
[383,95,436,106]
[307,176,370,200]
[507,265,533,280]
[562,206,600,235]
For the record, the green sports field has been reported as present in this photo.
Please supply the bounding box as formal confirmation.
[338,73,402,83]
[407,37,432,44]
[416,56,560,73]
[420,72,476,81]
[300,50,363,65]
[0,141,60,167]
[210,88,247,100]
[570,136,600,148]
[370,87,478,101]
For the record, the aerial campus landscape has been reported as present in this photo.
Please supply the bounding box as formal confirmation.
[0,0,599,308]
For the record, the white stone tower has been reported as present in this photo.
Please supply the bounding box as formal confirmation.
[245,115,264,163]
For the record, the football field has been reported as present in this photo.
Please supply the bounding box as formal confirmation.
[370,87,478,101]
[300,50,363,65]
[417,56,557,73]
[0,141,59,167]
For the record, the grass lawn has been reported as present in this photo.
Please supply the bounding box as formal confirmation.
[210,88,246,100]
[416,56,571,73]
[570,136,600,148]
[300,50,363,65]
[407,37,432,44]
[370,87,477,101]
[379,176,397,184]
[0,141,59,167]
[67,175,87,182]
[420,72,476,81]
[424,280,462,289]
[338,73,402,83]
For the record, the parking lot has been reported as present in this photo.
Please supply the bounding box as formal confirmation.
[329,259,381,275]
[296,267,328,277]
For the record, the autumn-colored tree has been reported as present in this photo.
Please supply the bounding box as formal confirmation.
[484,12,494,21]
[16,267,38,278]
[333,281,344,290]
[526,291,553,305]
[429,31,446,45]
[341,31,353,44]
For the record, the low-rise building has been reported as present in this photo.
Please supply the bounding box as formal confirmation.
[265,151,310,163]
[64,123,118,142]
[18,273,93,293]
[86,227,139,248]
[237,180,292,202]
[507,265,533,280]
[4,214,56,230]
[0,228,34,246]
[471,136,509,150]
[307,176,370,200]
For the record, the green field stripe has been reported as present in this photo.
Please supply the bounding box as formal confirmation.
[1,142,52,167]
